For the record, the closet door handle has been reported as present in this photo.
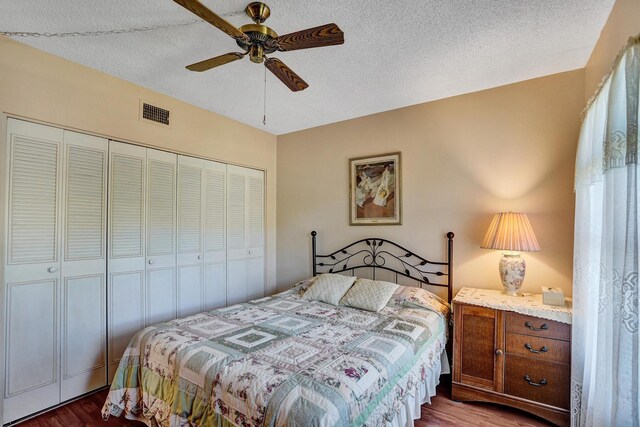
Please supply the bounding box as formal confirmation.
[48,267,57,273]
[148,260,154,265]
[197,255,202,260]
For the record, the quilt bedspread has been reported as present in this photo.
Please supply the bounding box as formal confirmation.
[102,284,449,427]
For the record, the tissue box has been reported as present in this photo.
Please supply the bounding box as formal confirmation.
[542,286,565,306]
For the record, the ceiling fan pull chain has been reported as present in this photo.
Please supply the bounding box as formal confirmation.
[263,64,267,126]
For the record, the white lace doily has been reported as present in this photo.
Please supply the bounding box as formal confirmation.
[453,287,572,324]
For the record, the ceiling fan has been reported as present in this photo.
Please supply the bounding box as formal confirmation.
[174,0,345,92]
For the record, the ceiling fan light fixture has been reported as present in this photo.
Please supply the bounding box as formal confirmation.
[249,44,265,63]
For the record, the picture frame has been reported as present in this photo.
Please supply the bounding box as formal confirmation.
[349,152,401,225]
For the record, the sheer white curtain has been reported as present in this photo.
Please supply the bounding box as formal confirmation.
[573,41,640,427]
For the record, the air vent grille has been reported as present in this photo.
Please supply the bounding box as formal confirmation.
[142,103,170,125]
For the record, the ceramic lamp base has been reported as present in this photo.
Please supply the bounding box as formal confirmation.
[499,253,526,296]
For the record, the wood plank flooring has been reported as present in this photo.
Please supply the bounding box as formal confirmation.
[18,381,553,426]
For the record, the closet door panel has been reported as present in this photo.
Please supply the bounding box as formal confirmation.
[61,131,108,400]
[3,280,59,422]
[108,272,144,372]
[107,141,146,381]
[204,262,226,310]
[226,166,264,305]
[177,156,204,317]
[226,169,246,305]
[5,120,62,276]
[247,257,264,301]
[226,171,246,260]
[178,264,203,317]
[63,132,107,261]
[3,119,62,424]
[247,173,264,300]
[61,275,105,400]
[109,144,145,260]
[203,161,226,310]
[178,157,203,254]
[146,268,175,325]
[226,260,247,306]
[146,150,177,325]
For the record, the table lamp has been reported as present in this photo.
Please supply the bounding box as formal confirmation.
[480,212,540,296]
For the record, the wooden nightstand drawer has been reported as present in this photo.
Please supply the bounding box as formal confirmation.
[505,355,570,409]
[506,312,570,341]
[506,333,570,364]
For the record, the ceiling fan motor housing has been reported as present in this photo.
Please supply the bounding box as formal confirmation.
[236,23,278,63]
[236,2,278,63]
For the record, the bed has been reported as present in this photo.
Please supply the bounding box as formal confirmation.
[102,231,455,426]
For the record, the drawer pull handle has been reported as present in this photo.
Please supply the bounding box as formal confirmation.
[524,343,548,354]
[524,375,547,387]
[524,321,548,331]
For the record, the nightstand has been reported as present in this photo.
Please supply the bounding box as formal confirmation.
[451,287,572,427]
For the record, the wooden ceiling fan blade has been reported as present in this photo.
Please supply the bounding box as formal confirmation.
[186,52,245,72]
[276,23,344,52]
[265,57,309,92]
[174,0,248,41]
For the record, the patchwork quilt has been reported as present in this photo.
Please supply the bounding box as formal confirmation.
[102,282,450,427]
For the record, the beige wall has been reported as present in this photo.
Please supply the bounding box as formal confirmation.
[0,36,278,293]
[584,0,640,99]
[277,70,584,297]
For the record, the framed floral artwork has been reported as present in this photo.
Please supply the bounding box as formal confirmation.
[349,152,401,225]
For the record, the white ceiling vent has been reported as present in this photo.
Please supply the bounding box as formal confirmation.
[139,100,171,127]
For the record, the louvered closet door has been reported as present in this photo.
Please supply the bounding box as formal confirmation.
[146,149,177,325]
[177,155,204,317]
[226,165,264,306]
[107,141,146,381]
[3,119,63,424]
[203,160,226,310]
[246,170,265,300]
[60,131,108,401]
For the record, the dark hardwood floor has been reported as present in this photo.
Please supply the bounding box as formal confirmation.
[18,380,552,426]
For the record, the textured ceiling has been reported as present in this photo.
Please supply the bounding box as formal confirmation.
[2,0,614,135]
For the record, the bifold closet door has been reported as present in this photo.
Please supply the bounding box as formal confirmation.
[176,156,227,315]
[177,156,204,317]
[226,165,264,306]
[60,131,108,401]
[107,141,146,380]
[2,120,108,423]
[3,119,63,423]
[145,149,177,325]
[203,160,227,310]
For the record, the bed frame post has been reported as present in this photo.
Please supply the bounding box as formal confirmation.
[311,231,317,277]
[446,231,455,302]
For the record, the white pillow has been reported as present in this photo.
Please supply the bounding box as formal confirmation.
[340,278,399,312]
[301,273,357,305]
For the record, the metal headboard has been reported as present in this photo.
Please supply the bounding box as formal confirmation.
[311,231,455,302]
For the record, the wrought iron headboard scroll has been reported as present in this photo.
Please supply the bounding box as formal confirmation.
[311,231,455,302]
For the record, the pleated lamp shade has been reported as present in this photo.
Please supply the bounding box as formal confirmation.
[480,212,541,252]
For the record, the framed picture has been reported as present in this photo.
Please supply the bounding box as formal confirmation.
[349,152,401,225]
